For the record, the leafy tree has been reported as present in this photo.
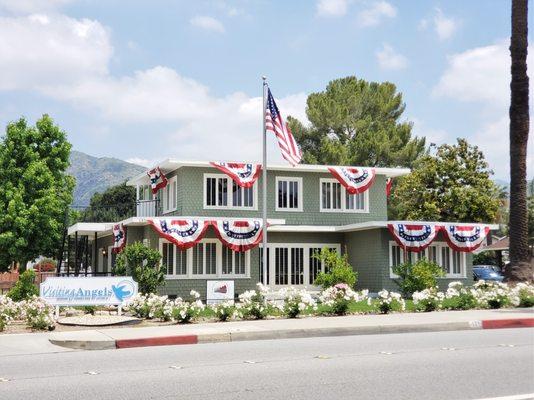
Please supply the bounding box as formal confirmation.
[81,182,136,222]
[313,248,357,288]
[507,0,531,281]
[113,242,164,294]
[288,76,426,168]
[390,139,502,223]
[0,116,75,272]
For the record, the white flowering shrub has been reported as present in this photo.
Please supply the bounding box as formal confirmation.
[22,296,55,331]
[210,301,239,322]
[473,281,514,309]
[277,287,316,318]
[511,282,534,308]
[319,284,368,315]
[237,283,272,320]
[370,290,405,314]
[125,293,173,321]
[412,287,444,312]
[171,290,205,323]
[0,295,19,331]
[442,282,479,310]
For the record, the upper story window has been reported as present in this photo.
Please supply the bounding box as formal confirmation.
[320,178,367,213]
[389,241,466,278]
[162,176,177,213]
[204,174,256,210]
[276,176,302,212]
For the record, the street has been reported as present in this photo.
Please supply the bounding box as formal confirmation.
[1,328,533,400]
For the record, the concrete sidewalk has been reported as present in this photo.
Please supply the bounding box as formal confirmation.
[43,308,534,351]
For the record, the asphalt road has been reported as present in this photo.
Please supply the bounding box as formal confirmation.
[1,329,533,400]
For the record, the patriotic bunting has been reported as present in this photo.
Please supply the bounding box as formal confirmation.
[148,219,210,250]
[209,162,262,188]
[327,167,376,195]
[147,167,168,194]
[386,178,393,197]
[112,224,126,254]
[388,223,441,252]
[212,219,264,252]
[442,224,490,252]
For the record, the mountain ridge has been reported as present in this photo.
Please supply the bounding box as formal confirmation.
[68,150,146,207]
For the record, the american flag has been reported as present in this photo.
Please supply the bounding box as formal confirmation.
[265,88,302,166]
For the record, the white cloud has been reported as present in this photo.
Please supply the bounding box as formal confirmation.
[434,40,534,179]
[0,11,307,164]
[189,15,225,33]
[357,1,396,27]
[0,0,72,14]
[434,8,459,40]
[419,8,459,41]
[0,14,112,90]
[316,0,349,17]
[375,43,408,70]
[433,40,525,106]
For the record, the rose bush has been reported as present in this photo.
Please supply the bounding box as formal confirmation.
[412,287,444,312]
[278,287,316,318]
[370,290,405,314]
[319,283,368,315]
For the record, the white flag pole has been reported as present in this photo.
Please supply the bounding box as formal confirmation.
[262,76,268,286]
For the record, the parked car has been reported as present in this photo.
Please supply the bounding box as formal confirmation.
[473,266,504,282]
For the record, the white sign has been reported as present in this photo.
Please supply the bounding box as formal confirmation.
[206,280,234,304]
[40,277,138,306]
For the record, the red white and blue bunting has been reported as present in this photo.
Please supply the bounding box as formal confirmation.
[386,178,393,197]
[388,223,441,253]
[147,167,168,194]
[442,224,490,252]
[212,219,264,252]
[209,162,262,188]
[327,167,376,195]
[148,219,211,250]
[112,224,126,254]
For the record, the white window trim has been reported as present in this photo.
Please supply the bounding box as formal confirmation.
[319,178,369,213]
[262,243,341,287]
[162,176,177,213]
[275,176,303,212]
[160,238,251,279]
[388,241,467,279]
[203,173,258,211]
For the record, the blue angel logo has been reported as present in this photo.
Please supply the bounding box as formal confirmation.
[112,282,134,301]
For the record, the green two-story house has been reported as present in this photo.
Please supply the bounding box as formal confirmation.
[65,160,498,297]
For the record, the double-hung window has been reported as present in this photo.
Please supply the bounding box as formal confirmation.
[276,177,302,211]
[320,178,367,212]
[389,242,466,278]
[204,174,256,210]
[161,239,250,278]
[162,176,177,213]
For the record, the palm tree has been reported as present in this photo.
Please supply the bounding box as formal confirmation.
[507,0,532,282]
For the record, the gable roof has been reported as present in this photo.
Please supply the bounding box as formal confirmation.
[127,159,411,186]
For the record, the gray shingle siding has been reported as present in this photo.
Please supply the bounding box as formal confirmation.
[162,167,388,224]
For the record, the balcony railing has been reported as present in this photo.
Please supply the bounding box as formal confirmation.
[136,199,161,217]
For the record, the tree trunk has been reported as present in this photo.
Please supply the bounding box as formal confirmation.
[507,0,533,282]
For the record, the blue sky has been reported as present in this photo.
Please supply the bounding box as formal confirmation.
[0,0,532,180]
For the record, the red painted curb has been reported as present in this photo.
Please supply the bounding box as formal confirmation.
[116,335,198,349]
[481,318,534,329]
